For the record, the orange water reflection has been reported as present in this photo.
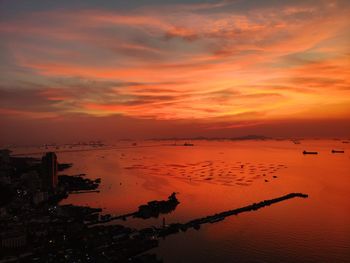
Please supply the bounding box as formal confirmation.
[55,140,350,262]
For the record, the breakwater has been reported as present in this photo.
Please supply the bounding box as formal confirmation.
[157,193,308,237]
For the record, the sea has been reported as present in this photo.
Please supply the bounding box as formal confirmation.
[12,139,350,262]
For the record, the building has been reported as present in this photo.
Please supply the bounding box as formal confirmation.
[1,230,27,249]
[41,152,58,191]
[32,191,48,205]
[0,149,11,180]
[0,207,7,217]
[20,171,40,193]
[0,149,11,164]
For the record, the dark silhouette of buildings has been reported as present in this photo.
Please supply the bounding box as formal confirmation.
[0,149,11,183]
[41,152,58,191]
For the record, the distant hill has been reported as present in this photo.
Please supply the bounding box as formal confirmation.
[230,135,270,141]
[149,135,271,141]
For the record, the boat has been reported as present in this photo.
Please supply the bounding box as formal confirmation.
[303,150,318,155]
[183,142,194,146]
[331,150,345,153]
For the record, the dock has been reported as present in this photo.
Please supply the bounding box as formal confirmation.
[156,193,308,237]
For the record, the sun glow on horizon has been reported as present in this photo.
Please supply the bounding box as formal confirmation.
[0,0,349,141]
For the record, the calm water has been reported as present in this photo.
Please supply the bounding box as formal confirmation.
[15,140,350,262]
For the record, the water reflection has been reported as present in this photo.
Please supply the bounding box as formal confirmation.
[13,140,350,262]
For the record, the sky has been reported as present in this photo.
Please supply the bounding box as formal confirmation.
[0,0,349,144]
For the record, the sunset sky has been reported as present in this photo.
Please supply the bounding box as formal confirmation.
[1,0,349,144]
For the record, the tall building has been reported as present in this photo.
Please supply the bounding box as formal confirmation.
[0,149,11,176]
[41,152,58,191]
[0,149,11,163]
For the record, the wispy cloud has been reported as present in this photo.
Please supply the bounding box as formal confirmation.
[0,0,349,124]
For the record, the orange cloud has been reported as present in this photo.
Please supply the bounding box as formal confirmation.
[0,0,349,126]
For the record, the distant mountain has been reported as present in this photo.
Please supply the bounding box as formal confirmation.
[230,135,270,141]
[149,135,271,141]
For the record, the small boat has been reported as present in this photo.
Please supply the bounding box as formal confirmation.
[303,150,318,155]
[331,150,344,153]
[183,142,194,146]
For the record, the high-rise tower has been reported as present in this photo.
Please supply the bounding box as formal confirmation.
[41,152,58,191]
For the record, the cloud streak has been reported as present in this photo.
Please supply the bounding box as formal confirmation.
[0,0,349,129]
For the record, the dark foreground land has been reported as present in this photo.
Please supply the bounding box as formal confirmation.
[0,150,308,262]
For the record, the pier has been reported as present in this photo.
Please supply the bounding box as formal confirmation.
[156,193,309,237]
